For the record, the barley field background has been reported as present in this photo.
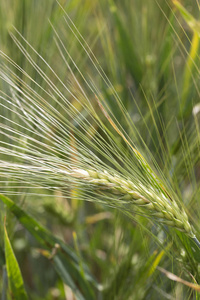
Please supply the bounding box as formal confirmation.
[0,0,200,299]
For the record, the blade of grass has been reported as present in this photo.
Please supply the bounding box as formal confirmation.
[109,0,143,86]
[173,1,200,115]
[0,194,97,300]
[4,218,28,300]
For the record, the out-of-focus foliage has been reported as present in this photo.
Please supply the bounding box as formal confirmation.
[0,0,200,299]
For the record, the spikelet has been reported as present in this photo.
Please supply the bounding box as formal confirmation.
[67,168,194,236]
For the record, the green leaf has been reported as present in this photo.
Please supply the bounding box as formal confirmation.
[4,221,28,300]
[0,194,96,300]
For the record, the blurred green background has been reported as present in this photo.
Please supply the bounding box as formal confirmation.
[1,0,200,299]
